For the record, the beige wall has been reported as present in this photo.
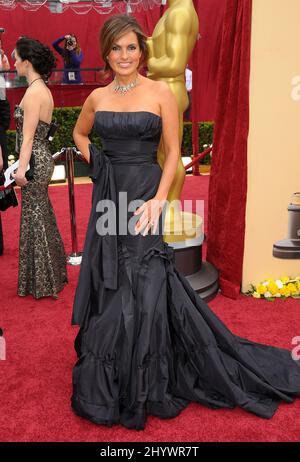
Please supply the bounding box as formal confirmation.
[242,0,300,291]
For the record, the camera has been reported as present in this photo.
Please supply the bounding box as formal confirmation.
[0,28,5,34]
[66,37,75,47]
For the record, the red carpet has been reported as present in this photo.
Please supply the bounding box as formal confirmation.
[0,176,299,442]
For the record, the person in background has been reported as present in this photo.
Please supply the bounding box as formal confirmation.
[0,37,10,101]
[0,144,3,256]
[0,37,10,176]
[0,38,9,257]
[52,34,83,84]
[12,36,67,298]
[184,65,192,120]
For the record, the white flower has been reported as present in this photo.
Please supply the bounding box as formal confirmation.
[263,281,269,286]
[275,279,283,289]
[8,155,15,160]
[275,293,281,297]
[264,291,272,298]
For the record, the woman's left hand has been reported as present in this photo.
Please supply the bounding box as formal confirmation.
[11,170,28,187]
[134,197,166,236]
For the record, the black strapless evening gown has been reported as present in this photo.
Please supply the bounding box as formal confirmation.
[71,111,300,430]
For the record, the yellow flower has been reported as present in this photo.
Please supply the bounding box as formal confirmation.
[267,281,279,295]
[287,283,297,295]
[250,276,300,299]
[281,276,290,284]
[279,287,290,296]
[256,284,267,295]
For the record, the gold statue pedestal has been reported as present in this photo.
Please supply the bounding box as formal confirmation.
[163,211,219,302]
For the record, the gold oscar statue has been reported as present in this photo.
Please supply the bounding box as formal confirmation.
[147,0,200,242]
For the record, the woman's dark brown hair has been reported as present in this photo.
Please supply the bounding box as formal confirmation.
[99,14,148,80]
[16,36,56,80]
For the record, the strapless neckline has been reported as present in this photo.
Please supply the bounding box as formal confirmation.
[95,110,162,120]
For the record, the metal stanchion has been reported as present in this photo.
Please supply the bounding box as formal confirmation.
[2,147,84,265]
[52,147,83,266]
[64,147,83,265]
[52,147,66,163]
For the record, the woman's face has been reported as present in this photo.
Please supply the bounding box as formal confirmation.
[107,30,142,77]
[14,50,27,76]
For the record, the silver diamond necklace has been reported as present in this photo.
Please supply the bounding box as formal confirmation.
[113,74,139,95]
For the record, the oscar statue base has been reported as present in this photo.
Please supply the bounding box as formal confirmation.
[273,196,300,259]
[273,239,300,259]
[164,212,219,302]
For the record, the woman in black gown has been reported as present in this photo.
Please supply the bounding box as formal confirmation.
[71,14,300,430]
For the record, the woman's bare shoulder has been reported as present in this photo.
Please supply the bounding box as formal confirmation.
[155,80,172,94]
[142,76,167,88]
[148,79,174,109]
[23,85,53,107]
[88,85,112,108]
[142,78,171,97]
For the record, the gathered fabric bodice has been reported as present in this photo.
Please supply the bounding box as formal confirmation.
[94,111,162,165]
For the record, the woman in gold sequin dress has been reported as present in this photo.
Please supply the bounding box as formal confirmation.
[12,37,67,299]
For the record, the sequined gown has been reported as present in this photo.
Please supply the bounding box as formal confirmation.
[71,111,300,430]
[15,105,67,298]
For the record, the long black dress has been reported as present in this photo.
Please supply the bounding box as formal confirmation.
[71,111,300,430]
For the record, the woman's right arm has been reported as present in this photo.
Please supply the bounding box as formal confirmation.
[73,93,96,163]
[52,36,65,56]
